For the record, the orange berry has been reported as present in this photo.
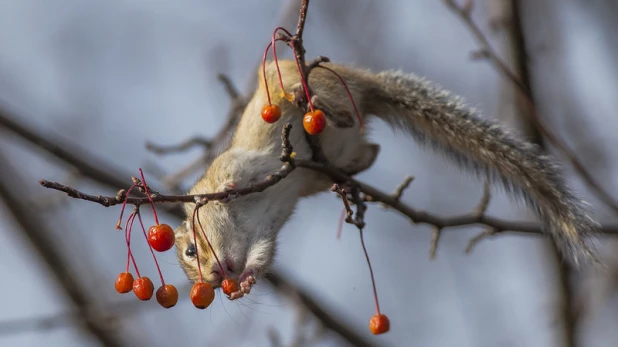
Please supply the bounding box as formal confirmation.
[148,224,175,252]
[114,272,134,294]
[303,109,326,135]
[156,284,179,308]
[133,277,154,301]
[190,282,215,309]
[221,278,239,296]
[369,314,390,335]
[261,104,281,123]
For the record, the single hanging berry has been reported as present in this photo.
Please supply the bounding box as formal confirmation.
[369,314,390,335]
[221,278,239,296]
[115,272,134,294]
[303,110,326,135]
[147,224,175,252]
[261,104,281,123]
[156,284,179,308]
[190,282,215,309]
[133,277,155,301]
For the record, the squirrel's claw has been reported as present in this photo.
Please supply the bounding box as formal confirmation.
[227,269,256,300]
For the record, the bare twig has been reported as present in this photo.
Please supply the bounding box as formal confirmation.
[146,137,212,155]
[429,226,443,260]
[466,227,497,253]
[332,185,353,218]
[443,0,618,215]
[473,175,491,216]
[391,175,415,201]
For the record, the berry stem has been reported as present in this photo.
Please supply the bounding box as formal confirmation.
[125,212,141,278]
[138,168,159,226]
[262,38,287,106]
[291,47,314,112]
[262,42,274,106]
[196,212,226,278]
[116,184,138,229]
[359,229,381,315]
[316,66,364,132]
[137,211,165,286]
[191,207,204,283]
[271,27,293,94]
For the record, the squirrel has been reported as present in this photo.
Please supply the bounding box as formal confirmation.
[174,59,599,297]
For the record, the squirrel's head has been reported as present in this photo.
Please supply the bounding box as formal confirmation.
[174,149,295,289]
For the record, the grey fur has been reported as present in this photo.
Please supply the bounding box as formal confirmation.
[369,70,599,266]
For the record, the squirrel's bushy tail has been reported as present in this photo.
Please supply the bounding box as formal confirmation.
[369,70,599,266]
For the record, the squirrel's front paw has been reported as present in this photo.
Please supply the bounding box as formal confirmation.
[227,269,256,300]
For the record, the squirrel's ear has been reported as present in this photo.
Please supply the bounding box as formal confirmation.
[174,220,191,238]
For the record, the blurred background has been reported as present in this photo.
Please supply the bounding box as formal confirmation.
[1,0,617,346]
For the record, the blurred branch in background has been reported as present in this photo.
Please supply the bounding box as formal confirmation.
[486,0,576,345]
[443,0,618,216]
[0,151,127,347]
[0,107,372,347]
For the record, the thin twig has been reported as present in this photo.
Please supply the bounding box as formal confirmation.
[392,175,415,201]
[145,137,212,155]
[466,227,497,253]
[473,175,492,216]
[429,226,443,260]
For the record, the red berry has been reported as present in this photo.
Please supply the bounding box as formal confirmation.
[303,110,326,135]
[148,224,175,252]
[261,104,281,123]
[190,283,215,309]
[133,277,154,301]
[221,278,239,296]
[156,284,179,308]
[115,272,134,294]
[369,314,390,335]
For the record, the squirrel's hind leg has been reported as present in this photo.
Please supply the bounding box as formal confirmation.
[340,143,380,175]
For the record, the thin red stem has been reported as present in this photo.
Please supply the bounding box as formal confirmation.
[197,212,226,278]
[125,212,140,278]
[359,229,381,315]
[137,211,165,285]
[336,207,345,240]
[317,66,364,131]
[272,27,293,94]
[116,184,138,229]
[262,42,273,105]
[138,168,159,226]
[191,207,204,283]
[291,47,314,112]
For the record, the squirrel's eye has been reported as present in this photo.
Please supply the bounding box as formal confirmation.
[185,244,196,258]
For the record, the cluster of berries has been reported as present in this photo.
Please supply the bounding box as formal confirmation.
[259,27,363,137]
[113,169,239,311]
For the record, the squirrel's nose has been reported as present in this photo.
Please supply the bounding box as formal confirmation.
[210,262,230,283]
[210,270,223,283]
